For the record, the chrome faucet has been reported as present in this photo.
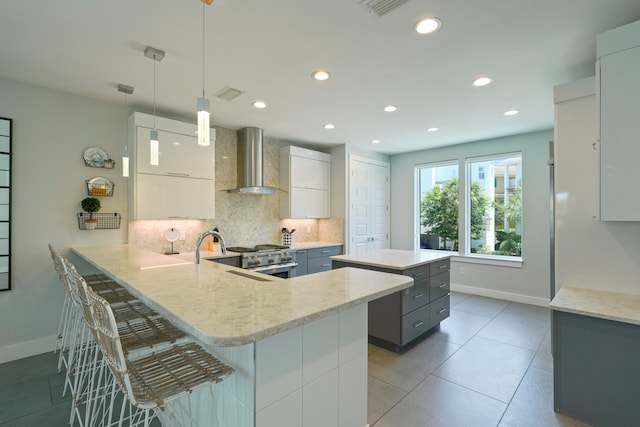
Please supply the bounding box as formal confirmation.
[195,229,227,264]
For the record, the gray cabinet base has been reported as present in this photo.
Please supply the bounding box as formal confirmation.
[553,310,640,426]
[368,324,440,353]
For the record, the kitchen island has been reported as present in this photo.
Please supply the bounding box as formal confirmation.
[72,244,413,427]
[331,249,452,352]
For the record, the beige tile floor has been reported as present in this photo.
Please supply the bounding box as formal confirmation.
[367,292,591,427]
[1,292,591,426]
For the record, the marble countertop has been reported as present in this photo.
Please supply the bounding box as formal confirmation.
[331,249,452,270]
[550,286,640,326]
[72,244,412,347]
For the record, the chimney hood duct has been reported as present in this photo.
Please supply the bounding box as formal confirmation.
[229,127,278,195]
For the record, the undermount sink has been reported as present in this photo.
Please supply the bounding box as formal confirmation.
[224,270,273,282]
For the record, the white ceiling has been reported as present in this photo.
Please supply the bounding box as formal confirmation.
[1,0,640,154]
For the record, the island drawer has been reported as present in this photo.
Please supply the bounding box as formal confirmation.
[429,295,450,327]
[401,278,430,314]
[430,259,450,276]
[402,305,431,344]
[308,256,333,274]
[429,270,450,302]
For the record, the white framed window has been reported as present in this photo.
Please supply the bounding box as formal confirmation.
[465,153,522,260]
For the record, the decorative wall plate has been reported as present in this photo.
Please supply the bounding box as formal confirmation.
[83,147,108,167]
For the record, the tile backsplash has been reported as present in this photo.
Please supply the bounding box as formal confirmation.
[128,126,343,254]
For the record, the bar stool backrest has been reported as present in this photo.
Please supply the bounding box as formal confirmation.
[86,288,138,406]
[63,258,96,329]
[48,244,72,293]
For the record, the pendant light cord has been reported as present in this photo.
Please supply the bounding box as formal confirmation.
[202,0,205,98]
[153,53,157,129]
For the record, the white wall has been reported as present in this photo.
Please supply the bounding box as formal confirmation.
[0,77,130,362]
[390,130,553,305]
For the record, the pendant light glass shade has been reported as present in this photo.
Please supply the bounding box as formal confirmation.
[150,129,159,166]
[122,145,129,177]
[197,96,210,146]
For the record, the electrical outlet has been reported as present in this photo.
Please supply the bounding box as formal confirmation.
[459,267,465,275]
[179,230,186,241]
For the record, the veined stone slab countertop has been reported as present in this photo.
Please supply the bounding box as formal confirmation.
[72,244,412,347]
[331,249,452,270]
[550,286,640,326]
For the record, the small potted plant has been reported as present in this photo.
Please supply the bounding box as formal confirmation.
[81,197,101,230]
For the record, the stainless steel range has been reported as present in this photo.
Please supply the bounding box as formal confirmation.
[226,244,297,278]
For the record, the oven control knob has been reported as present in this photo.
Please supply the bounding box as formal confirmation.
[267,258,274,264]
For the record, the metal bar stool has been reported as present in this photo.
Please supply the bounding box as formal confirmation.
[87,287,233,427]
[60,257,190,426]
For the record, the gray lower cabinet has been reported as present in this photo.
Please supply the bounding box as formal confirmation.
[296,245,343,276]
[553,310,640,426]
[332,258,450,352]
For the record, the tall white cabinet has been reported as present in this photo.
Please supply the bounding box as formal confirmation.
[280,146,331,219]
[597,20,640,221]
[128,112,215,219]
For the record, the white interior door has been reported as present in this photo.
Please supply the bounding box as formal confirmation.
[349,156,390,253]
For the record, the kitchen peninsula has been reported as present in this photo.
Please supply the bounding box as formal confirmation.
[72,244,413,427]
[332,249,452,352]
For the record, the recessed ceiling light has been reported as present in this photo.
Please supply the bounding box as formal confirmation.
[383,105,397,112]
[472,77,492,87]
[324,124,335,130]
[427,127,439,132]
[371,139,381,144]
[312,70,330,81]
[414,17,441,35]
[252,100,267,109]
[504,109,520,116]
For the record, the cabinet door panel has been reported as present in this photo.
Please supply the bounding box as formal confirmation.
[308,256,332,274]
[135,174,214,219]
[290,156,329,190]
[136,127,214,179]
[401,278,429,315]
[429,295,450,328]
[290,188,329,218]
[599,45,640,220]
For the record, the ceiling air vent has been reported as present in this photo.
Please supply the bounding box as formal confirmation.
[359,0,410,16]
[215,86,244,101]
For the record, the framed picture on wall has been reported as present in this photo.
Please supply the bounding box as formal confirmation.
[0,117,11,291]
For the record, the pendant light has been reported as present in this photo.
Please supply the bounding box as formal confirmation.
[197,0,211,146]
[145,46,165,165]
[117,84,134,177]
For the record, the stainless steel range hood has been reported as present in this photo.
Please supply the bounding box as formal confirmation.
[228,127,278,195]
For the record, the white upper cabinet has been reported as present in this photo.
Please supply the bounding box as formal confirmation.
[280,146,331,219]
[597,20,640,221]
[136,127,214,179]
[128,112,215,219]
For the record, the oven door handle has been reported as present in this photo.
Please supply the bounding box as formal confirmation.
[247,262,298,274]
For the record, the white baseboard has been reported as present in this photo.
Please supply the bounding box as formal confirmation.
[0,335,57,364]
[450,283,550,308]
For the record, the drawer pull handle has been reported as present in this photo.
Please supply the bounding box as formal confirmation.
[438,283,447,289]
[321,250,330,254]
[437,308,447,314]
[321,264,330,268]
[168,172,190,177]
[438,264,447,269]
[413,293,424,299]
[413,321,425,328]
[413,272,424,277]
